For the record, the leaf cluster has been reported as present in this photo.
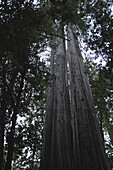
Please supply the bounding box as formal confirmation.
[86,0,113,70]
[0,0,52,169]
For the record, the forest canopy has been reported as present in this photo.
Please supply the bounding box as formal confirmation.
[0,0,113,169]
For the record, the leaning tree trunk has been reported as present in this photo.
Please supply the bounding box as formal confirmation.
[67,24,110,170]
[40,26,73,170]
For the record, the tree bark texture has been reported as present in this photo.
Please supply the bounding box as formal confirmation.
[67,24,110,170]
[40,24,111,170]
[40,27,73,170]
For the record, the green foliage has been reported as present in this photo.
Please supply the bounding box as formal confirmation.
[85,58,113,169]
[0,0,113,169]
[86,0,113,71]
[0,50,50,169]
[0,0,52,169]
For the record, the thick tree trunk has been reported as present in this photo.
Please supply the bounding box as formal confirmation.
[40,24,110,170]
[40,27,73,170]
[67,24,110,170]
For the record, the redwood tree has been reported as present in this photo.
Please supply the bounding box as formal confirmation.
[40,24,111,170]
[40,26,73,170]
[67,24,110,170]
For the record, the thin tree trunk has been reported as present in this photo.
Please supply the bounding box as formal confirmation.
[0,65,7,170]
[5,70,25,170]
[0,94,6,170]
[0,110,5,170]
[67,24,110,170]
[40,26,73,170]
[106,116,113,146]
[5,110,17,170]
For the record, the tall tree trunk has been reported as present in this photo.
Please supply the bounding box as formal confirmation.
[40,26,73,170]
[5,69,25,170]
[0,89,6,170]
[67,24,110,170]
[40,24,111,170]
[5,110,17,170]
[0,108,5,170]
[0,64,7,170]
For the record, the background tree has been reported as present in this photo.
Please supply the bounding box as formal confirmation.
[0,0,52,169]
[85,58,113,169]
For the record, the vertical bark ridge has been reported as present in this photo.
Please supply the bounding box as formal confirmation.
[40,23,110,170]
[40,40,55,170]
[67,24,110,170]
[40,26,73,170]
